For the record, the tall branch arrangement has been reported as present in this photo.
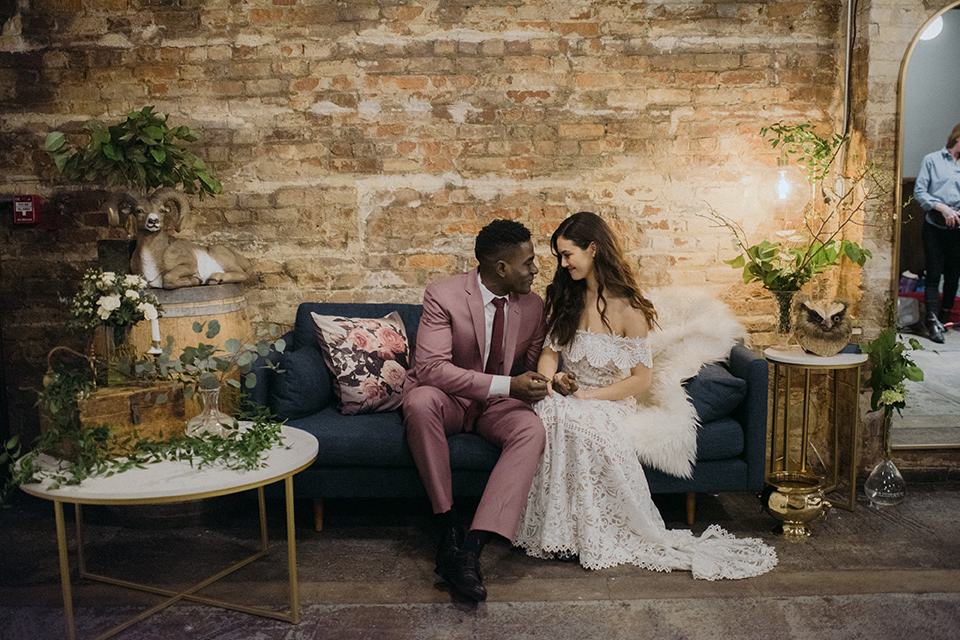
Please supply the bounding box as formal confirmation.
[704,122,891,292]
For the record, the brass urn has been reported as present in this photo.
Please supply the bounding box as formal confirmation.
[759,471,831,538]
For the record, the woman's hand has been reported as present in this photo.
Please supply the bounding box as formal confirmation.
[551,371,579,397]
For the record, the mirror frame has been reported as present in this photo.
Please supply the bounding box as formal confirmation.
[891,1,960,451]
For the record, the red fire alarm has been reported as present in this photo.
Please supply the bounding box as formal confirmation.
[13,195,41,224]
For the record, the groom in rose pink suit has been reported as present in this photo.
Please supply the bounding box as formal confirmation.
[403,219,549,602]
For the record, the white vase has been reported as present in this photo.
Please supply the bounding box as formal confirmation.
[864,458,906,507]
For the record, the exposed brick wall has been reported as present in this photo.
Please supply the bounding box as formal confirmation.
[0,0,925,477]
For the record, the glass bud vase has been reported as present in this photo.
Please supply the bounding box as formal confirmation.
[864,458,906,507]
[770,289,798,348]
[185,387,233,438]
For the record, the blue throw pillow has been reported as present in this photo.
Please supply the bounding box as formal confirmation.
[683,363,747,423]
[269,345,334,420]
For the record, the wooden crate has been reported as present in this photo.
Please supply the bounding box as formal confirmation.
[78,383,186,441]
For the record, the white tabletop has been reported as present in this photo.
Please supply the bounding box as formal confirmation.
[764,347,868,368]
[20,425,318,505]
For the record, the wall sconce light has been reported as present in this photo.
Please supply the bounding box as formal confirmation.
[919,16,943,41]
[771,153,810,216]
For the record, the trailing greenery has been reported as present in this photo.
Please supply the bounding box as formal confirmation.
[10,407,285,492]
[0,323,286,501]
[44,106,222,199]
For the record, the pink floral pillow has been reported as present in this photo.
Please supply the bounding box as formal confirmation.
[311,311,410,415]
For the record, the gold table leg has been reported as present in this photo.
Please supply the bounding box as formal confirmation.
[56,482,301,640]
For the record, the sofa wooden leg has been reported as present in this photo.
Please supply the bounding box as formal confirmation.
[313,498,324,532]
[685,492,696,526]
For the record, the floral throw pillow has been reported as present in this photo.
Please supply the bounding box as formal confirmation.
[310,311,410,415]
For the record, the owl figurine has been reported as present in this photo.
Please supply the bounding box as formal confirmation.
[793,295,853,357]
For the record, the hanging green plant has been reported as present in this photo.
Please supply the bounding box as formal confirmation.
[44,106,222,199]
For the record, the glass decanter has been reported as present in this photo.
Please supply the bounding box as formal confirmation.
[185,386,233,438]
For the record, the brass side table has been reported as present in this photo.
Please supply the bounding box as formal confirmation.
[764,348,867,511]
[20,425,318,640]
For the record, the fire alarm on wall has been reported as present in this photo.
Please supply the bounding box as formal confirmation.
[13,195,41,224]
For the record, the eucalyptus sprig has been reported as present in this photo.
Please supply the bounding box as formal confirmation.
[157,320,285,400]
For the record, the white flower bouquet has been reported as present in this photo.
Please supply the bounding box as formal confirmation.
[66,268,162,329]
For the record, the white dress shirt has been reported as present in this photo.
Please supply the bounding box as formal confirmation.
[478,274,512,397]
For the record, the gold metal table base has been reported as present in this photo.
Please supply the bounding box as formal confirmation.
[53,478,301,640]
[766,350,866,513]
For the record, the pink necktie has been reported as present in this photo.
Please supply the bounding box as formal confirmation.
[485,298,506,375]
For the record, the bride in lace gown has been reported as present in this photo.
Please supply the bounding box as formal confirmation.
[514,212,777,580]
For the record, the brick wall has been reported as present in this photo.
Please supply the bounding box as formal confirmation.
[0,1,882,454]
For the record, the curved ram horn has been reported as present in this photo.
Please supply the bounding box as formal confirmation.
[149,187,190,233]
[104,189,142,228]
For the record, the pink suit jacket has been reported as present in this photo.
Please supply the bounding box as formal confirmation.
[405,268,545,401]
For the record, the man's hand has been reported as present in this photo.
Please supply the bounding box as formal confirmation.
[551,371,579,397]
[510,371,550,404]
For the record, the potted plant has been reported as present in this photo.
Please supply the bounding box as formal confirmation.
[860,326,924,506]
[704,122,887,344]
[44,105,222,199]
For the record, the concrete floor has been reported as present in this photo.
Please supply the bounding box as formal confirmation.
[892,321,960,447]
[1,483,958,640]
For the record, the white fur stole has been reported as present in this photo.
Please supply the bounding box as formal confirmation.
[626,288,746,478]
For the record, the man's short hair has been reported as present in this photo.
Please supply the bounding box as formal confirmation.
[475,219,532,264]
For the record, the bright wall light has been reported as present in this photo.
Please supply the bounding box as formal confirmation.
[768,155,810,216]
[919,16,943,41]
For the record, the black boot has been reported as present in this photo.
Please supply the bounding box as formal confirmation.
[939,306,953,326]
[435,523,464,572]
[926,312,945,343]
[436,547,487,601]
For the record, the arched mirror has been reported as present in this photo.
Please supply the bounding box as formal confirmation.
[893,2,960,449]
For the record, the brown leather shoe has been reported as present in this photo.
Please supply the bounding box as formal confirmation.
[436,548,487,601]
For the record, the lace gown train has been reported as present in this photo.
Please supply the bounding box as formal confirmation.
[514,330,777,580]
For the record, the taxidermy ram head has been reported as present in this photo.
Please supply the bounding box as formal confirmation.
[793,295,853,357]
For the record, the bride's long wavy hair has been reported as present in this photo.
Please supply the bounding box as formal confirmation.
[544,212,657,347]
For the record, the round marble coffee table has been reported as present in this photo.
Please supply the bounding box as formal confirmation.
[20,425,318,640]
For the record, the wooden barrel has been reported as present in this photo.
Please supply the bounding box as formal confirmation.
[129,283,252,356]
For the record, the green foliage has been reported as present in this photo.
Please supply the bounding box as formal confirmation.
[156,320,285,400]
[723,234,871,292]
[10,408,285,491]
[861,327,925,419]
[44,106,222,199]
[760,121,846,183]
[1,436,22,504]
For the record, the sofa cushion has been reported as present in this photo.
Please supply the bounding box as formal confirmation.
[285,407,500,471]
[311,311,411,415]
[683,363,747,423]
[269,345,333,420]
[695,417,744,461]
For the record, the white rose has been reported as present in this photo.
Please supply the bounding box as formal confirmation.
[123,274,143,287]
[97,307,112,320]
[125,289,140,300]
[100,272,116,288]
[141,302,158,321]
[98,295,122,312]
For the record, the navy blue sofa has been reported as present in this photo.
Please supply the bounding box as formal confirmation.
[250,302,769,530]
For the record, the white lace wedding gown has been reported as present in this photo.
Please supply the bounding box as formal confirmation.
[514,330,778,580]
